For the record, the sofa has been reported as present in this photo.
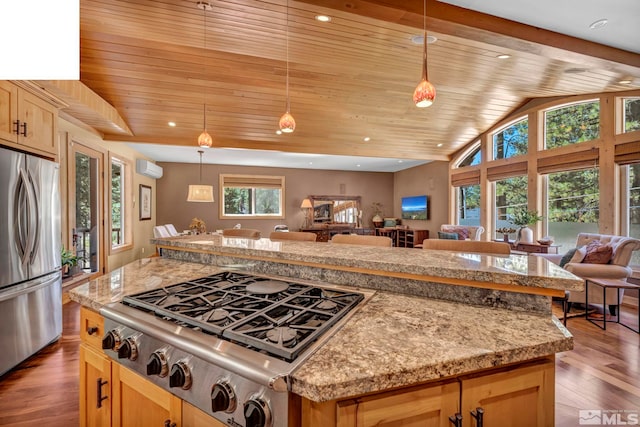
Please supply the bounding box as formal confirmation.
[439,224,485,241]
[538,233,640,314]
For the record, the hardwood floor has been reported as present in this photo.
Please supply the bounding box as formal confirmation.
[0,301,637,426]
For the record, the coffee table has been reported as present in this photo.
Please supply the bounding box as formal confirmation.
[584,277,639,333]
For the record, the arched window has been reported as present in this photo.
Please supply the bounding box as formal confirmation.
[492,117,528,160]
[544,100,599,149]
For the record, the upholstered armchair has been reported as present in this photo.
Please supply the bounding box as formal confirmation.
[439,224,485,241]
[538,232,640,314]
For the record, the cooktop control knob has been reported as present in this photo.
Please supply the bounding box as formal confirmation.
[101,330,122,351]
[169,361,192,390]
[244,396,272,427]
[117,337,138,361]
[146,351,169,377]
[210,381,236,413]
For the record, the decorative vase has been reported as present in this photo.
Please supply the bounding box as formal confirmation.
[372,214,383,228]
[515,226,534,244]
[503,234,510,243]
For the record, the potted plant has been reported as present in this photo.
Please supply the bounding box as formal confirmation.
[61,247,79,278]
[509,209,543,244]
[189,217,207,234]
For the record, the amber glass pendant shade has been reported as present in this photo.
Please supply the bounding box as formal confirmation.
[413,78,436,108]
[198,129,213,148]
[279,111,296,133]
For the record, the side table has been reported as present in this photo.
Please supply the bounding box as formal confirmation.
[584,277,639,333]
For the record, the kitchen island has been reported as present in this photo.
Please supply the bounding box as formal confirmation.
[70,247,577,426]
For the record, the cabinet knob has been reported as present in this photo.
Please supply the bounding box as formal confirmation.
[87,326,98,335]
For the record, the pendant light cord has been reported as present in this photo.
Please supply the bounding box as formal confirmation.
[198,150,204,182]
[422,0,428,80]
[285,0,290,112]
[202,3,208,129]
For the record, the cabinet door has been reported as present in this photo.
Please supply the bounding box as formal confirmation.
[460,360,554,427]
[80,344,112,427]
[0,81,18,143]
[112,364,182,427]
[182,401,226,427]
[336,381,459,427]
[17,89,58,156]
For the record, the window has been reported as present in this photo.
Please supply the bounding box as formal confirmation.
[110,155,133,252]
[456,184,480,226]
[457,144,481,167]
[493,118,528,160]
[623,98,640,133]
[494,176,528,233]
[220,174,284,219]
[627,163,640,265]
[544,100,600,149]
[546,168,599,251]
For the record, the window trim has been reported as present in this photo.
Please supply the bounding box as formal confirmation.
[108,153,133,254]
[219,174,285,219]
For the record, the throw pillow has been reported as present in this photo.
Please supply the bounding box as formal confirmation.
[438,231,459,240]
[559,248,578,268]
[442,226,470,240]
[582,240,613,264]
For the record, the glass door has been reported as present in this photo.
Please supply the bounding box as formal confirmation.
[70,143,104,277]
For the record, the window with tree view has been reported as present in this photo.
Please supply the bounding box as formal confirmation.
[493,118,527,160]
[457,184,480,226]
[624,98,640,133]
[545,100,600,149]
[627,163,640,265]
[546,168,599,251]
[110,155,132,251]
[494,176,528,234]
[221,175,284,218]
[458,144,481,167]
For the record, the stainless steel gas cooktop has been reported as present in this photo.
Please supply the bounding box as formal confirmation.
[100,271,371,427]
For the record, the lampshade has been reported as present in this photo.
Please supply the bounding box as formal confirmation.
[300,198,312,209]
[187,184,214,202]
[279,111,296,133]
[187,150,214,202]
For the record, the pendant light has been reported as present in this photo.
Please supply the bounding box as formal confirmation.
[197,1,213,147]
[187,150,214,202]
[278,0,296,133]
[413,0,436,108]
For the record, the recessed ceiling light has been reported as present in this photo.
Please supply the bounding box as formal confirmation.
[168,121,176,127]
[309,161,313,165]
[410,35,437,45]
[275,130,282,135]
[356,164,361,168]
[363,136,371,142]
[437,143,443,147]
[589,18,608,30]
[496,54,510,59]
[315,15,331,22]
[619,79,632,85]
[398,160,403,163]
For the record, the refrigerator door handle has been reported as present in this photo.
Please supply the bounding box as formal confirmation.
[0,272,61,303]
[13,170,29,266]
[26,171,41,263]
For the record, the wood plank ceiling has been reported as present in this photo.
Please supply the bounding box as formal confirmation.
[43,0,640,161]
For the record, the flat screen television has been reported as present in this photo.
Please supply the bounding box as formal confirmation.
[401,195,428,220]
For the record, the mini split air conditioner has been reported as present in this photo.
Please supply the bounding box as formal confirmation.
[136,159,163,179]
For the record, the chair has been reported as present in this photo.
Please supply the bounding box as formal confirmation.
[330,234,392,247]
[440,224,485,241]
[164,224,180,236]
[153,225,171,238]
[222,228,262,239]
[537,233,640,314]
[269,231,317,242]
[421,239,511,255]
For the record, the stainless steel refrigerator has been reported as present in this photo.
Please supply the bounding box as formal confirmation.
[0,145,62,377]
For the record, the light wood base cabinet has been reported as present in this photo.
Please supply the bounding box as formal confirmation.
[80,344,112,427]
[302,358,554,427]
[182,401,226,427]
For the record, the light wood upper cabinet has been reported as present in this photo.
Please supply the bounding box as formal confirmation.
[0,81,58,158]
[80,344,112,427]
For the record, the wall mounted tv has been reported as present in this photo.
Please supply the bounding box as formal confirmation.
[401,195,429,220]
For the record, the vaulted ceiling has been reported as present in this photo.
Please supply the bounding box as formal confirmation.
[41,0,640,166]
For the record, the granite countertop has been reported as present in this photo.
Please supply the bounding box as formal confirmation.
[69,257,572,402]
[152,234,583,292]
